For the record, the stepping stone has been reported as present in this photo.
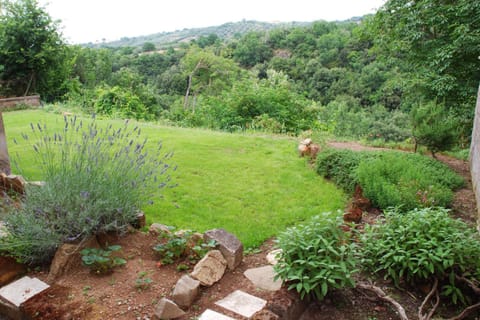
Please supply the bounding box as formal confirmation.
[215,290,266,318]
[244,265,282,291]
[198,309,236,320]
[0,276,49,307]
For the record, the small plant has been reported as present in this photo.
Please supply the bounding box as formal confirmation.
[176,263,189,272]
[81,245,126,274]
[153,229,215,265]
[360,207,480,305]
[135,271,153,290]
[274,212,357,300]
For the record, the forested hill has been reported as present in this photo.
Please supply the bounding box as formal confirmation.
[84,20,312,49]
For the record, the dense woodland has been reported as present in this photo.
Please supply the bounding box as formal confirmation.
[1,0,479,151]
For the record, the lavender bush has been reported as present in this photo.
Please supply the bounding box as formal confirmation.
[1,115,175,264]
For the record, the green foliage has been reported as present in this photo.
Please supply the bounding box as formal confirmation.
[153,229,215,265]
[357,152,463,210]
[360,207,480,304]
[315,149,373,193]
[2,114,174,264]
[411,102,457,156]
[94,86,152,120]
[142,42,156,52]
[134,271,153,290]
[274,213,357,300]
[81,245,127,274]
[0,0,70,100]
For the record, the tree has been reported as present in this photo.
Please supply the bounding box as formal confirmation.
[0,0,69,100]
[372,0,480,140]
[142,42,156,52]
[411,102,456,157]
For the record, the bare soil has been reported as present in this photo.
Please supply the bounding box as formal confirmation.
[13,141,480,319]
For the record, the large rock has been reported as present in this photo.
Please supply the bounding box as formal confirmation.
[153,298,185,319]
[204,228,243,270]
[47,236,99,283]
[0,256,26,286]
[171,274,200,308]
[190,250,227,286]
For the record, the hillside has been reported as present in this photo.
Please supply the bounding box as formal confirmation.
[84,20,312,49]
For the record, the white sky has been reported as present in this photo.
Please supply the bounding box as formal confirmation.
[38,0,386,44]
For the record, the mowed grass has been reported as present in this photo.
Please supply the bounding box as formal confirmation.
[3,109,346,248]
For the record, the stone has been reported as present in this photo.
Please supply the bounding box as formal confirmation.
[0,276,49,307]
[0,256,27,287]
[149,223,172,235]
[215,290,266,318]
[244,265,282,291]
[204,228,243,270]
[190,250,227,286]
[266,249,282,265]
[153,298,185,319]
[134,211,146,229]
[0,173,26,194]
[252,309,280,320]
[47,236,99,283]
[198,309,235,320]
[171,274,200,308]
[268,287,308,320]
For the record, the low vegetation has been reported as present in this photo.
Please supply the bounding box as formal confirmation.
[274,212,357,300]
[316,148,463,210]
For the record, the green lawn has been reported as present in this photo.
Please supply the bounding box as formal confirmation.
[3,109,346,248]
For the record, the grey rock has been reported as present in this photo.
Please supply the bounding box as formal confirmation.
[171,274,200,308]
[204,228,243,270]
[153,298,185,319]
[190,250,226,286]
[244,265,282,291]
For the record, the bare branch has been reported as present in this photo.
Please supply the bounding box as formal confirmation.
[357,282,409,320]
[448,302,480,320]
[418,278,440,320]
[455,275,480,296]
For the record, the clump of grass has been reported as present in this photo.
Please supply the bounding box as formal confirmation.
[1,115,175,265]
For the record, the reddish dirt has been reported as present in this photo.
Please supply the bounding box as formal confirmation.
[10,141,478,320]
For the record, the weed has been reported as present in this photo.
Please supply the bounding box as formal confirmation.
[81,245,126,274]
[135,271,153,290]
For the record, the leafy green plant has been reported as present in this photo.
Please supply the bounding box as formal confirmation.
[135,271,153,290]
[2,115,174,264]
[360,207,480,305]
[153,229,216,265]
[274,212,357,300]
[315,148,375,193]
[81,245,126,274]
[357,152,463,210]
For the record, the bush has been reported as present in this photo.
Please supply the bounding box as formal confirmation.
[81,245,126,274]
[357,152,463,210]
[274,213,357,300]
[360,207,480,305]
[315,149,375,193]
[1,116,174,264]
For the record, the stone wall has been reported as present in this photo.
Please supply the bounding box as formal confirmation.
[470,85,480,229]
[0,95,40,109]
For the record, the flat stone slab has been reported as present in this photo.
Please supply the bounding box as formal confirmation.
[215,290,266,318]
[198,309,236,320]
[0,276,49,307]
[244,265,282,291]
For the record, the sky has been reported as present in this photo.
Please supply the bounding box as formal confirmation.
[38,0,386,44]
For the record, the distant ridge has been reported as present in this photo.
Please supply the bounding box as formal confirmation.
[84,20,312,49]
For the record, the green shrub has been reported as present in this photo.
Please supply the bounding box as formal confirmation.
[81,245,127,274]
[360,207,480,305]
[357,152,463,210]
[1,116,174,265]
[315,149,375,193]
[274,212,357,300]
